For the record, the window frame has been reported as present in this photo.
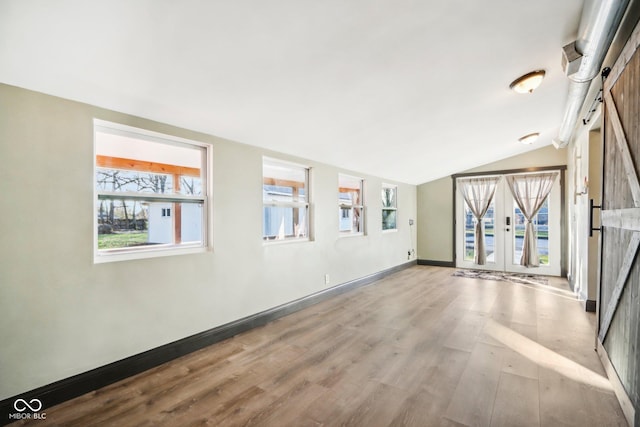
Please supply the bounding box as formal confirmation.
[338,173,365,236]
[381,183,398,232]
[93,119,212,263]
[262,157,311,243]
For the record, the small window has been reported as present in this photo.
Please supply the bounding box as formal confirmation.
[339,174,365,235]
[382,184,397,231]
[263,158,310,241]
[94,120,210,262]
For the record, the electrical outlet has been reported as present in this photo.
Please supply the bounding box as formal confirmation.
[325,274,330,285]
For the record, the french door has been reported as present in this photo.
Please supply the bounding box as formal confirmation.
[455,173,561,276]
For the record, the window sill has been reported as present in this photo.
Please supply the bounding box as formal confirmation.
[263,237,311,246]
[94,244,208,263]
[339,232,365,238]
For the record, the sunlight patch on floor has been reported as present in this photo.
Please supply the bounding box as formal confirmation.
[513,281,578,300]
[485,319,612,392]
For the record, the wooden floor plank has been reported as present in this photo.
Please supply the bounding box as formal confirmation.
[491,372,540,427]
[9,266,628,427]
[539,363,627,427]
[500,322,540,380]
[330,381,408,427]
[444,342,505,426]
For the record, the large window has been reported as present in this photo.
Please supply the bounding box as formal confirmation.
[382,184,397,231]
[263,158,310,241]
[94,120,210,262]
[339,174,364,235]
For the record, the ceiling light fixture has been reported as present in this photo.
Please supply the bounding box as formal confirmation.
[518,132,540,144]
[509,70,546,93]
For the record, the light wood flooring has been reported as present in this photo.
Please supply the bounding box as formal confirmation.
[12,266,628,426]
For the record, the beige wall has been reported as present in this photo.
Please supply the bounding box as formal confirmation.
[0,84,417,400]
[417,176,453,261]
[566,117,602,305]
[417,145,567,263]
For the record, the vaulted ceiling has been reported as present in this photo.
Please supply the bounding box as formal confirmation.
[0,0,585,184]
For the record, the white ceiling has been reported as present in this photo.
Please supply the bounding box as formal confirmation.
[0,0,584,184]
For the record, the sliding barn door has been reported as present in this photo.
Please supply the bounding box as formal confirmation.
[599,19,640,423]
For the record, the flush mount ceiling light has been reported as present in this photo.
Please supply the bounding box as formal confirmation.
[518,132,540,144]
[509,70,546,93]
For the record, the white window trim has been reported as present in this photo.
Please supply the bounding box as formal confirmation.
[338,173,365,237]
[262,157,312,244]
[382,183,398,232]
[93,119,212,263]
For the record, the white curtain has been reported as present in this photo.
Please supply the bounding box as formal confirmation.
[506,172,558,267]
[458,176,501,265]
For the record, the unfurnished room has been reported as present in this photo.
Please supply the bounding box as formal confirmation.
[2,1,640,426]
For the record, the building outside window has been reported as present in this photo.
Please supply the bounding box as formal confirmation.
[263,157,310,241]
[94,120,210,262]
[382,184,397,231]
[339,174,364,235]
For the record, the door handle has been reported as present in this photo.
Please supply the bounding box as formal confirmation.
[506,216,511,226]
[590,199,601,237]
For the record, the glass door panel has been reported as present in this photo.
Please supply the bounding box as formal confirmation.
[512,199,550,266]
[463,200,495,262]
[456,181,504,271]
[505,177,560,276]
